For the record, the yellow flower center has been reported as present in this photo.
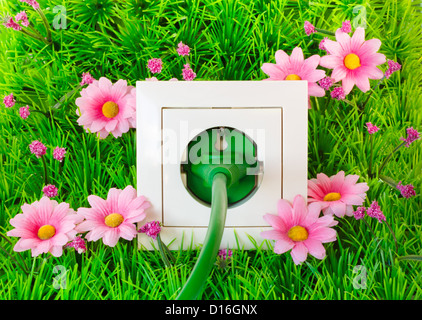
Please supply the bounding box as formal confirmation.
[102,101,119,119]
[285,74,302,80]
[323,192,342,201]
[344,53,361,70]
[37,225,56,240]
[288,226,308,242]
[104,213,124,228]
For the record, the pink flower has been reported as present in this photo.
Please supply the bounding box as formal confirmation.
[138,220,161,240]
[330,87,346,100]
[261,195,337,265]
[400,127,420,147]
[4,93,16,108]
[182,64,196,81]
[261,47,326,108]
[75,186,151,247]
[43,184,58,198]
[320,28,386,94]
[19,0,40,9]
[304,21,316,36]
[169,78,178,81]
[318,77,334,90]
[177,42,190,56]
[366,122,380,134]
[64,236,87,254]
[7,197,82,257]
[366,200,385,223]
[53,147,66,162]
[75,77,136,139]
[218,249,233,261]
[385,60,401,79]
[4,17,22,31]
[308,171,369,218]
[147,58,163,74]
[319,37,329,51]
[340,20,352,33]
[396,182,416,199]
[145,77,158,81]
[29,140,47,158]
[15,11,29,27]
[19,105,30,119]
[353,207,366,220]
[80,72,95,86]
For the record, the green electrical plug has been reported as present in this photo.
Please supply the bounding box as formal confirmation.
[177,127,262,300]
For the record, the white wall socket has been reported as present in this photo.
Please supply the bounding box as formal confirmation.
[137,81,308,250]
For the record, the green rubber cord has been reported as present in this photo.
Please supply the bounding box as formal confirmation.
[176,172,228,300]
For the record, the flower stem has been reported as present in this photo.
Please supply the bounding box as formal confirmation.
[157,234,171,268]
[52,87,80,109]
[162,239,176,263]
[0,232,29,274]
[0,240,29,276]
[368,134,374,178]
[397,255,422,262]
[384,220,399,255]
[36,8,52,44]
[41,156,49,185]
[378,174,397,189]
[362,218,377,240]
[361,76,385,110]
[20,28,49,44]
[378,141,406,175]
[315,28,335,36]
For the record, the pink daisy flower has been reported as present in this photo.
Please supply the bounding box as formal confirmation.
[75,77,136,139]
[64,236,87,254]
[261,47,326,108]
[304,21,316,36]
[169,78,178,81]
[138,220,161,240]
[75,186,151,247]
[320,28,386,94]
[4,93,16,108]
[80,72,95,86]
[385,60,401,79]
[400,127,420,147]
[147,58,163,74]
[261,195,338,265]
[177,42,190,56]
[308,171,369,218]
[7,197,82,257]
[330,87,346,100]
[43,184,58,198]
[53,147,66,162]
[182,64,197,81]
[396,182,416,199]
[340,20,352,33]
[366,122,380,134]
[15,11,29,27]
[29,140,47,158]
[145,77,159,81]
[19,105,30,119]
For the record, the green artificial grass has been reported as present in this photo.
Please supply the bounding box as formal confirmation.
[0,0,421,300]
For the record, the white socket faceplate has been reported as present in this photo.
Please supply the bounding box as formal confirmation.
[136,81,308,250]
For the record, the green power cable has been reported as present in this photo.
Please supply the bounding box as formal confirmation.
[176,172,228,300]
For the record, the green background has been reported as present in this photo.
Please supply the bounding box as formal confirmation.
[0,0,421,299]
